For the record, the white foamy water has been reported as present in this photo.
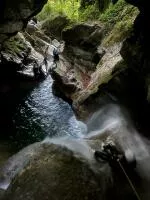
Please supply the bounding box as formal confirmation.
[86,103,150,199]
[1,86,150,199]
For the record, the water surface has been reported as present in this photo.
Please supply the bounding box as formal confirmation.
[0,76,85,149]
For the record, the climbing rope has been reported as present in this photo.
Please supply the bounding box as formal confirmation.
[94,146,141,200]
[25,30,36,42]
[117,159,141,200]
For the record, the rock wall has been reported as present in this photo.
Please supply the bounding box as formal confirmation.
[50,0,150,133]
[122,0,150,103]
[51,23,106,103]
[116,0,150,132]
[0,130,143,200]
[0,0,47,43]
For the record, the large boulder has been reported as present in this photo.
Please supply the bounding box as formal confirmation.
[42,15,70,40]
[0,0,48,43]
[62,23,103,50]
[51,23,105,103]
[0,134,142,200]
[0,141,108,200]
[72,43,124,108]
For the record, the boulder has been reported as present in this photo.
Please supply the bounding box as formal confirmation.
[42,15,70,40]
[62,23,104,71]
[26,20,38,35]
[0,33,46,81]
[1,141,107,200]
[0,134,143,200]
[62,23,103,50]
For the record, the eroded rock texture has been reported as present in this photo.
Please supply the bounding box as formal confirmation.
[0,0,47,43]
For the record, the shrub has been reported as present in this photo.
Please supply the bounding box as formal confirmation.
[38,0,80,22]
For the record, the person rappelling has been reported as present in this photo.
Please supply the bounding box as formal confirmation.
[43,45,49,73]
[33,60,45,80]
[94,143,136,168]
[53,47,59,69]
[94,143,141,200]
[33,60,40,78]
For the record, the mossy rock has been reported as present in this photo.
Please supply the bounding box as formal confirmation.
[42,15,70,40]
[3,143,104,200]
[2,34,28,57]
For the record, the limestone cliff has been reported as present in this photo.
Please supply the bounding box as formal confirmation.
[49,0,150,131]
[50,1,138,118]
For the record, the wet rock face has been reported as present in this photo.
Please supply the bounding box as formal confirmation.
[121,0,150,100]
[2,143,104,200]
[123,0,150,63]
[1,138,139,200]
[113,0,150,132]
[50,23,105,104]
[0,0,47,43]
[0,32,47,83]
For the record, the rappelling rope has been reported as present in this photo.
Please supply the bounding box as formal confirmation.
[24,30,36,42]
[117,159,141,200]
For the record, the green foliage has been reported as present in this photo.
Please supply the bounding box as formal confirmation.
[3,34,26,56]
[38,0,80,22]
[99,0,126,24]
[96,0,111,12]
[100,0,138,28]
[41,15,71,39]
[78,0,111,22]
[79,4,100,21]
[101,0,139,46]
[37,0,139,45]
[78,0,139,45]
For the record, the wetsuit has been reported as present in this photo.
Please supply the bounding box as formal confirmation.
[53,48,59,62]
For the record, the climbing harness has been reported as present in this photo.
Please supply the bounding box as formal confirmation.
[94,144,141,200]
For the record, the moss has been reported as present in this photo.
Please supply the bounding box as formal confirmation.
[99,0,127,25]
[37,0,138,46]
[37,0,139,46]
[102,17,134,46]
[2,34,27,56]
[78,0,139,45]
[37,0,80,22]
[79,4,100,22]
[101,1,139,46]
[41,14,71,39]
[4,144,102,200]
